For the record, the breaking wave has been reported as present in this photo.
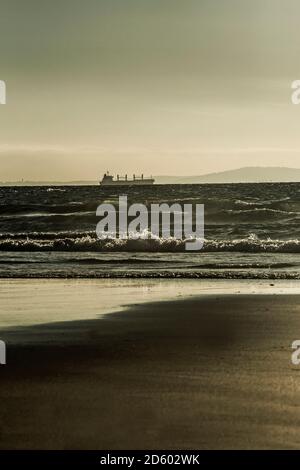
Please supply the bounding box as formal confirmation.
[0,270,299,280]
[1,232,300,253]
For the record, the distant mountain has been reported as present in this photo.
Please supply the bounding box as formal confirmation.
[155,167,300,184]
[1,167,300,186]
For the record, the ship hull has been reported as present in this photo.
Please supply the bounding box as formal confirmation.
[100,179,154,186]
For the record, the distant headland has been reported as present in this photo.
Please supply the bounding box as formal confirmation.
[1,167,300,186]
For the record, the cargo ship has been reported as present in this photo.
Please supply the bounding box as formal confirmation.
[100,172,155,186]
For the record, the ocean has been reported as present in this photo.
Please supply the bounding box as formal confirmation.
[0,182,300,279]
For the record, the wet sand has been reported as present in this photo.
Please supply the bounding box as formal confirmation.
[0,292,300,449]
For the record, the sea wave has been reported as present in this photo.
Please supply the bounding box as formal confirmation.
[0,270,299,280]
[0,211,94,219]
[234,197,291,207]
[1,233,300,253]
[224,208,300,218]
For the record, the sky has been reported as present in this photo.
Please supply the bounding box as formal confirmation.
[0,0,300,180]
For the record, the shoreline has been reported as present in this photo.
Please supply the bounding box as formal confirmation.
[1,278,300,333]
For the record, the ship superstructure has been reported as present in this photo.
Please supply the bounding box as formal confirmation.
[100,172,155,186]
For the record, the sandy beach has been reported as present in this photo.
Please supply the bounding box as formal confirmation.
[0,280,300,449]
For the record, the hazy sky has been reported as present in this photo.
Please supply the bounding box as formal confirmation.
[0,0,300,180]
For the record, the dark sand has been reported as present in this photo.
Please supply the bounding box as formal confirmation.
[1,294,300,449]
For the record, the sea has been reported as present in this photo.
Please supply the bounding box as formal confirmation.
[0,183,300,279]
